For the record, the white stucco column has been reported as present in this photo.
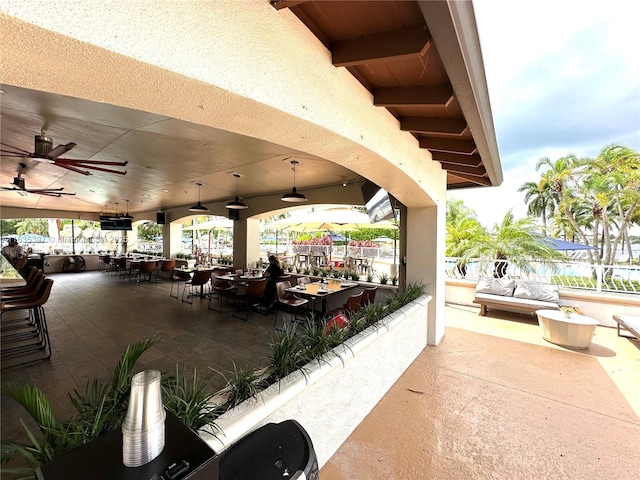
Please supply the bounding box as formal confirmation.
[166,222,182,259]
[125,224,139,253]
[405,204,446,345]
[232,217,261,270]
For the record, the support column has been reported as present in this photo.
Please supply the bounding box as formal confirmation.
[125,223,139,253]
[232,218,261,270]
[166,222,182,259]
[405,203,445,345]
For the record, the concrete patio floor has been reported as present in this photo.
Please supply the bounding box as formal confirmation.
[321,304,640,479]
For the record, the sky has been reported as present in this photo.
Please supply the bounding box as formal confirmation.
[449,0,640,229]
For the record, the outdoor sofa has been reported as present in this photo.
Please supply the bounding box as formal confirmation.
[473,277,560,317]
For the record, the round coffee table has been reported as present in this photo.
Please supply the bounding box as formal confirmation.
[535,309,599,349]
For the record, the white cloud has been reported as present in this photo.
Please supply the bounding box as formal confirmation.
[454,0,640,227]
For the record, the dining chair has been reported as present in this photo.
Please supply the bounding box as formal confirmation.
[209,273,236,312]
[328,291,363,317]
[170,269,191,299]
[136,261,157,284]
[232,278,267,321]
[182,270,212,304]
[156,259,176,283]
[360,286,377,308]
[273,280,310,331]
[296,276,311,285]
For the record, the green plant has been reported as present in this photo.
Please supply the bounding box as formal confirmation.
[218,362,268,409]
[350,270,360,281]
[267,326,305,382]
[1,338,157,478]
[366,272,374,283]
[300,320,345,365]
[378,272,389,284]
[391,275,398,286]
[162,366,223,436]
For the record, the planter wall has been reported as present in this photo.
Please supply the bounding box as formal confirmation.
[201,294,431,467]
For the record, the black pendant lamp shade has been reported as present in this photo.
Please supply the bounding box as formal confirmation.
[189,182,209,212]
[121,199,133,219]
[226,173,248,210]
[281,159,308,203]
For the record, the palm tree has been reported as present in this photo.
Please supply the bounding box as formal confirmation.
[463,210,565,278]
[446,200,485,276]
[518,176,556,236]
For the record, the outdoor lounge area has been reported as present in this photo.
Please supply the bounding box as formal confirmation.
[1,271,638,478]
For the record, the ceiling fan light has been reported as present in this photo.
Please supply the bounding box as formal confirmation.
[226,197,248,210]
[189,202,209,213]
[281,187,308,202]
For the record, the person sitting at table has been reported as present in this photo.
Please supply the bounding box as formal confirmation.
[2,238,27,271]
[264,254,284,311]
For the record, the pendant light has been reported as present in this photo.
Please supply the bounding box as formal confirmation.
[281,159,308,203]
[189,182,209,213]
[226,173,248,210]
[121,199,133,219]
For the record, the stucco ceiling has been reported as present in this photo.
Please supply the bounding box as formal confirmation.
[0,84,363,215]
[0,0,500,217]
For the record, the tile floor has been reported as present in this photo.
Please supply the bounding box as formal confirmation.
[2,272,639,479]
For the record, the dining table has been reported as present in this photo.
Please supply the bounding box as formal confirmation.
[285,279,358,317]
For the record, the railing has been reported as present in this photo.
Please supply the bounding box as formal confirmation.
[445,258,640,295]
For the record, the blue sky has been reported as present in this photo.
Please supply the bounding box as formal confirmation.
[449,0,640,228]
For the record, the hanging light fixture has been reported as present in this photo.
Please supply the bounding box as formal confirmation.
[226,173,248,210]
[189,182,209,212]
[121,199,133,219]
[281,159,308,203]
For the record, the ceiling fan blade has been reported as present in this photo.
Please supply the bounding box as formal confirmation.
[52,162,93,175]
[29,189,77,197]
[53,159,127,175]
[1,142,32,156]
[47,142,77,159]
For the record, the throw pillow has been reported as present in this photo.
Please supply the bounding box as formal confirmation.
[513,282,559,302]
[475,277,516,296]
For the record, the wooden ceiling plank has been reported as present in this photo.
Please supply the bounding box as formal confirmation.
[440,163,486,177]
[419,137,476,154]
[448,171,492,187]
[331,25,430,67]
[432,152,482,167]
[374,85,453,107]
[400,117,466,134]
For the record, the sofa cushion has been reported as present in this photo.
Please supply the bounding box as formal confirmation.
[513,281,559,303]
[475,277,516,297]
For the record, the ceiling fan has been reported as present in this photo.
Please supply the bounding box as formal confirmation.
[1,173,76,197]
[0,130,128,176]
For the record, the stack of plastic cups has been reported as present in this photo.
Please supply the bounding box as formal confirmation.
[122,370,166,467]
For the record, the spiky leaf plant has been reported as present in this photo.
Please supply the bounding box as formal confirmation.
[162,365,223,436]
[1,338,157,479]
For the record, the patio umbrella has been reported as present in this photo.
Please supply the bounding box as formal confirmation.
[183,218,234,255]
[542,237,597,251]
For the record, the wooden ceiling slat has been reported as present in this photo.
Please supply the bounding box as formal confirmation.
[400,117,466,135]
[374,85,453,107]
[420,138,477,154]
[448,172,492,187]
[441,163,486,177]
[331,25,430,67]
[432,152,482,167]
